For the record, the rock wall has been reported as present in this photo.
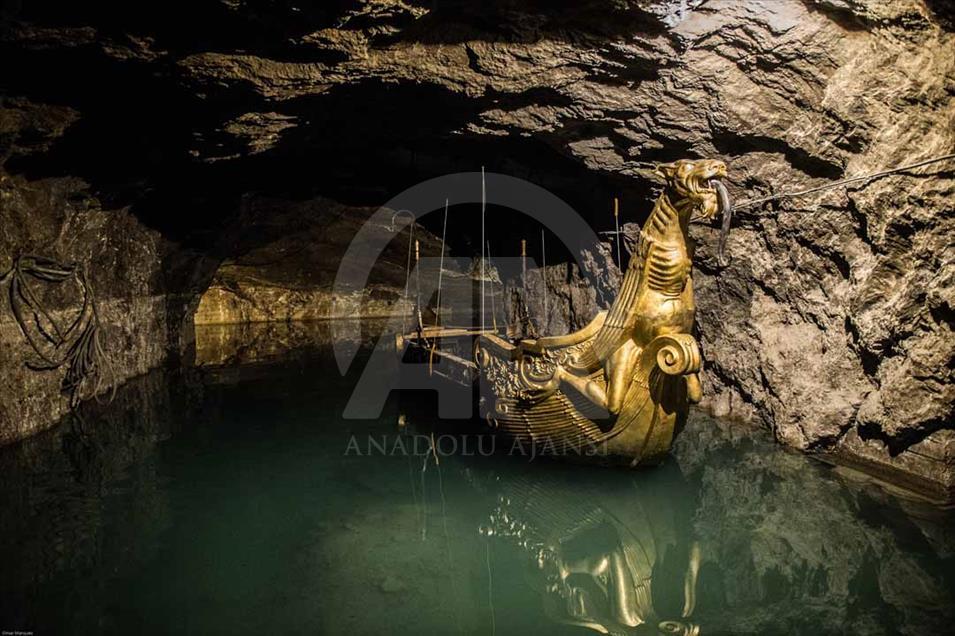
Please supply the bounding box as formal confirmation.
[0,362,201,628]
[171,0,955,464]
[0,173,178,444]
[193,196,437,325]
[0,102,214,444]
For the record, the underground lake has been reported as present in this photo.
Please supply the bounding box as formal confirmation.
[0,322,952,636]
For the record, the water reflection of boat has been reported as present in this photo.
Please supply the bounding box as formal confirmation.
[478,465,702,635]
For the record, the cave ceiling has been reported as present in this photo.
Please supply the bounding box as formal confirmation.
[2,0,953,251]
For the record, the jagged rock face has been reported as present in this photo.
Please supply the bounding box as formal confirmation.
[1,0,952,488]
[192,196,440,325]
[0,165,214,443]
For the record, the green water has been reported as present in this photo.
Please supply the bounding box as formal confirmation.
[1,325,952,635]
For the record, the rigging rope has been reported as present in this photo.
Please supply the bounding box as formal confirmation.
[429,203,449,377]
[414,239,423,336]
[1,255,115,408]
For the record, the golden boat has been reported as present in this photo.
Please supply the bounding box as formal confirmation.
[400,159,731,467]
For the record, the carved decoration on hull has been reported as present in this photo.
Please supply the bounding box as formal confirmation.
[474,160,730,466]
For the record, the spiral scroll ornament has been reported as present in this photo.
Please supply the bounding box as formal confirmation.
[653,334,701,376]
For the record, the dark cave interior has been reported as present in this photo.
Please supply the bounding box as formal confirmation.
[1,0,677,267]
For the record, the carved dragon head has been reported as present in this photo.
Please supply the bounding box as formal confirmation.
[655,159,734,265]
[654,159,727,219]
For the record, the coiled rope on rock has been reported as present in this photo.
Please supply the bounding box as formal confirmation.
[0,255,115,408]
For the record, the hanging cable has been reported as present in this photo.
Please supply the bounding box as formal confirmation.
[485,539,497,636]
[734,152,955,211]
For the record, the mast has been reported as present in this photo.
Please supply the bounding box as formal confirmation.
[521,239,527,290]
[436,199,448,326]
[481,167,486,333]
[415,238,422,335]
[541,228,547,333]
[487,240,497,332]
[614,197,622,272]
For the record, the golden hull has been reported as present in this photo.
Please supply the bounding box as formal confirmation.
[475,328,701,466]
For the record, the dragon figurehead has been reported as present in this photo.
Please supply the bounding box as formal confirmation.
[654,158,733,264]
[655,159,728,219]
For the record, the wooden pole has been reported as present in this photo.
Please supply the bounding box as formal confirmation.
[487,240,497,332]
[415,239,422,332]
[541,229,547,333]
[521,239,527,286]
[481,167,486,333]
[436,199,448,326]
[614,197,622,270]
